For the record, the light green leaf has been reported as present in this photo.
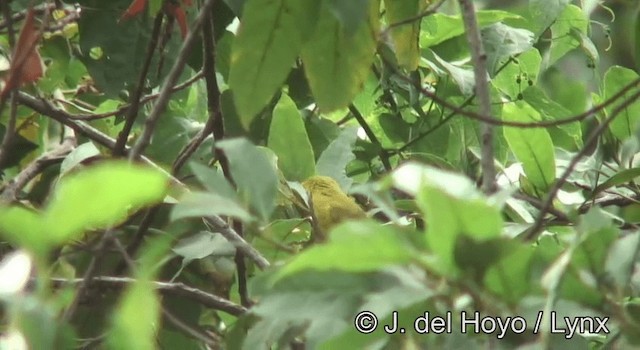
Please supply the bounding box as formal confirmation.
[385,0,427,70]
[420,10,521,48]
[481,23,534,75]
[60,142,101,176]
[171,192,254,222]
[189,162,237,200]
[593,168,640,197]
[107,279,160,350]
[605,232,640,291]
[0,206,45,255]
[268,93,316,181]
[229,0,319,127]
[392,163,502,273]
[502,102,556,191]
[604,66,640,141]
[529,0,570,35]
[316,127,358,191]
[301,1,378,112]
[325,0,369,36]
[275,221,416,280]
[549,5,588,66]
[44,162,168,244]
[217,138,279,221]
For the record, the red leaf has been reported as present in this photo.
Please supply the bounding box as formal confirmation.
[165,3,188,39]
[1,7,43,98]
[120,0,148,21]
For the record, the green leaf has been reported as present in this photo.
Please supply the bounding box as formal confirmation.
[172,231,235,262]
[420,10,521,48]
[605,232,640,292]
[60,142,101,176]
[502,102,556,191]
[492,48,541,100]
[217,139,279,221]
[188,162,237,200]
[171,192,254,222]
[107,281,160,350]
[604,66,640,141]
[325,0,370,36]
[229,0,319,127]
[78,0,182,96]
[484,243,534,303]
[549,5,588,66]
[528,0,570,35]
[523,86,583,150]
[385,0,427,70]
[392,163,502,272]
[301,1,378,112]
[481,23,534,75]
[275,221,416,280]
[268,93,316,181]
[0,206,45,255]
[316,127,358,190]
[593,168,640,197]
[44,161,168,244]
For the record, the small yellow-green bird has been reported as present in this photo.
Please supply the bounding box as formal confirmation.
[302,175,366,241]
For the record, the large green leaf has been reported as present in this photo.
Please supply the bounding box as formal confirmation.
[528,0,570,35]
[549,5,588,66]
[604,66,640,141]
[217,138,279,221]
[392,163,503,273]
[229,0,319,127]
[275,221,416,280]
[385,0,427,70]
[268,93,315,181]
[502,102,556,191]
[420,10,521,48]
[0,206,45,255]
[301,1,379,112]
[325,0,370,36]
[44,162,169,244]
[77,0,182,96]
[171,192,254,222]
[481,23,534,75]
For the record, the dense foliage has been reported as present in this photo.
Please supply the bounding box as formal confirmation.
[1,0,640,349]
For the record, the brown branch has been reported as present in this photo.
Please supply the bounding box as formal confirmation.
[348,104,392,172]
[129,0,218,160]
[50,276,247,316]
[458,0,495,193]
[52,71,204,121]
[0,136,76,202]
[114,13,165,156]
[388,59,640,129]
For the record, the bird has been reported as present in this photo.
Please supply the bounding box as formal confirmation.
[301,175,366,242]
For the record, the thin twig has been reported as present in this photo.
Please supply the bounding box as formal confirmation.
[524,89,640,240]
[129,0,218,160]
[0,136,76,201]
[50,276,247,316]
[16,91,270,269]
[458,0,495,193]
[114,13,165,156]
[348,104,392,172]
[204,216,270,270]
